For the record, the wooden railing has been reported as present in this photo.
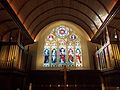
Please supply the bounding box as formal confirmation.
[0,60,13,69]
[0,60,21,70]
[114,59,120,69]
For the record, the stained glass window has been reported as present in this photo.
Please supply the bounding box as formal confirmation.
[68,46,74,66]
[51,42,57,67]
[43,25,82,67]
[44,41,50,67]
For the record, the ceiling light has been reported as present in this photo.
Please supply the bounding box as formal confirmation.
[114,30,117,39]
[34,39,36,42]
[115,34,117,39]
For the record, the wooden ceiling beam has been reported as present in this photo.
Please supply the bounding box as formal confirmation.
[91,0,120,42]
[0,0,34,45]
[108,26,120,33]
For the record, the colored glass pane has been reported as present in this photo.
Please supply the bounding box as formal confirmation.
[44,25,82,67]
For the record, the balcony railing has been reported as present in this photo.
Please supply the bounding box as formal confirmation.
[0,60,23,71]
[114,59,120,69]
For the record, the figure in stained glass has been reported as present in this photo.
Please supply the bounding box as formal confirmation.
[59,48,66,64]
[44,25,82,67]
[51,48,57,63]
[68,48,74,64]
[76,48,81,64]
[44,48,50,63]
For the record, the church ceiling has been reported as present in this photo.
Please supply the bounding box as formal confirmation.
[0,3,18,37]
[0,2,34,45]
[0,0,119,42]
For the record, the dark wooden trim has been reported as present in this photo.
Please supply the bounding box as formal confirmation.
[91,1,120,42]
[0,0,34,44]
[0,7,4,11]
[22,0,103,25]
[75,0,103,23]
[2,27,18,36]
[110,41,120,45]
[0,41,17,45]
[7,0,14,3]
[108,26,120,33]
[113,17,120,20]
[33,19,93,39]
[22,0,49,24]
[28,6,98,30]
[31,13,94,35]
[97,0,109,13]
[17,0,32,15]
[0,19,12,25]
[32,14,94,39]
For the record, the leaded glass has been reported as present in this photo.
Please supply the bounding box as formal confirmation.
[68,43,74,66]
[43,25,82,67]
[51,42,57,65]
[55,25,69,38]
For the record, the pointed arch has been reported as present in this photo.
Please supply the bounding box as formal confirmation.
[43,25,82,67]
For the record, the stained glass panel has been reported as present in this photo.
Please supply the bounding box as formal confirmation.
[59,47,66,64]
[51,42,57,66]
[55,25,69,38]
[70,33,77,41]
[68,43,74,66]
[47,34,55,41]
[75,48,82,67]
[43,25,82,68]
[44,48,50,67]
[51,48,57,63]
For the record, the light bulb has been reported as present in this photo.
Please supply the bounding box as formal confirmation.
[115,34,117,39]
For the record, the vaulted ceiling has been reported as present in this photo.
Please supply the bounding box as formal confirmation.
[0,2,17,37]
[0,0,120,44]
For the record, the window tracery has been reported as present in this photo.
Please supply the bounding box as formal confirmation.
[44,25,82,67]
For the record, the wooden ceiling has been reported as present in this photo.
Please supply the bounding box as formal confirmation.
[0,3,18,38]
[0,1,34,45]
[0,0,120,44]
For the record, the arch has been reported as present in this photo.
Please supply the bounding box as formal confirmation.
[35,21,90,70]
[17,0,32,15]
[16,0,103,25]
[97,0,109,13]
[31,13,94,39]
[27,6,98,30]
[43,25,82,67]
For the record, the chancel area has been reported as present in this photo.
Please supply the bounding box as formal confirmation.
[0,0,120,90]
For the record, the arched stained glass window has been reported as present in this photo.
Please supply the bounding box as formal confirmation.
[44,25,82,67]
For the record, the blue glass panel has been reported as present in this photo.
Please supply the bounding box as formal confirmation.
[51,48,57,64]
[44,48,50,63]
